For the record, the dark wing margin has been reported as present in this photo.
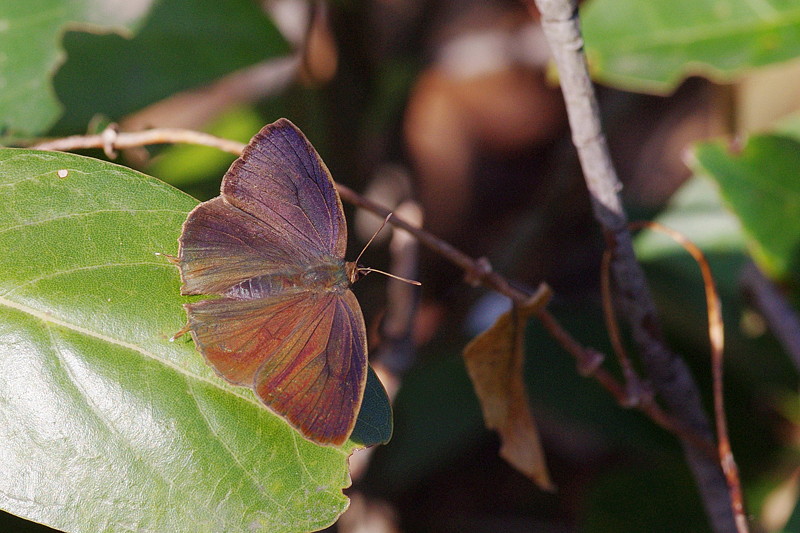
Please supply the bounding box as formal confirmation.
[221,118,347,259]
[184,290,368,446]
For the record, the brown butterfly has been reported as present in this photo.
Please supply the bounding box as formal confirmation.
[177,119,367,446]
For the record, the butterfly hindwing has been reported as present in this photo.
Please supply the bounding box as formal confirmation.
[255,290,366,445]
[184,289,367,446]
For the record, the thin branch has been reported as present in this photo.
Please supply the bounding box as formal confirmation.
[29,125,716,460]
[527,0,737,530]
[601,248,644,406]
[740,260,800,372]
[29,128,247,156]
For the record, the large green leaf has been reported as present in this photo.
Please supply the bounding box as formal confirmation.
[52,0,289,134]
[0,149,391,532]
[634,176,746,260]
[0,0,156,138]
[582,0,800,94]
[692,135,800,283]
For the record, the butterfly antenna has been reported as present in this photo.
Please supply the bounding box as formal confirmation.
[354,213,393,265]
[353,213,421,286]
[358,267,421,286]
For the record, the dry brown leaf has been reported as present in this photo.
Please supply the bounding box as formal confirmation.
[462,285,554,491]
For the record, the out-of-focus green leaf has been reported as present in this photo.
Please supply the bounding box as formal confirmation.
[147,106,263,189]
[692,135,800,282]
[775,112,800,141]
[634,176,746,260]
[0,0,155,138]
[52,0,290,133]
[582,0,800,94]
[0,149,391,532]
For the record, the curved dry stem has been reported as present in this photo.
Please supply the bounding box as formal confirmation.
[631,220,748,533]
[600,247,643,406]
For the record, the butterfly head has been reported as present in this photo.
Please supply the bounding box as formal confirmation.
[346,261,421,287]
[345,261,368,285]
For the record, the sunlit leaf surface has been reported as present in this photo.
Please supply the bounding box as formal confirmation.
[692,135,800,282]
[582,0,800,94]
[0,149,391,532]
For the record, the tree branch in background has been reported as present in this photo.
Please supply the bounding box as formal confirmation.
[740,260,800,373]
[527,0,740,530]
[27,125,715,459]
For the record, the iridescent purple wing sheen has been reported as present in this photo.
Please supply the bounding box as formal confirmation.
[178,118,346,295]
[222,118,347,259]
[178,118,368,446]
[184,289,367,446]
[178,197,318,295]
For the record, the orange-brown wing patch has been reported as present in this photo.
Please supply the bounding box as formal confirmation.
[185,290,367,446]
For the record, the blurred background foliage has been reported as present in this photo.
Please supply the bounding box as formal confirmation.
[2,0,800,531]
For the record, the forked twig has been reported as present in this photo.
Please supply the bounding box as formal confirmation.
[525,0,739,530]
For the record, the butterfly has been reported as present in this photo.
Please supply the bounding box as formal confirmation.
[177,119,367,446]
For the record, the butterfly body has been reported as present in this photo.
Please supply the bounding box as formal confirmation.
[177,119,367,446]
[222,259,353,300]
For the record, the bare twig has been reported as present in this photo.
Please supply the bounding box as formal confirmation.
[740,260,800,372]
[600,248,644,406]
[30,128,247,156]
[336,180,716,456]
[527,0,738,530]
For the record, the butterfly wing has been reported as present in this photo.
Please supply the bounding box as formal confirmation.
[178,197,317,295]
[185,289,367,446]
[178,118,347,295]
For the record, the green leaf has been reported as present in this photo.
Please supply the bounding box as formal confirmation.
[692,135,800,282]
[0,0,156,138]
[582,0,800,94]
[52,0,290,134]
[146,106,263,189]
[634,176,746,260]
[0,149,391,532]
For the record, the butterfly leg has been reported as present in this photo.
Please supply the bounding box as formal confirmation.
[155,252,180,265]
[170,322,191,342]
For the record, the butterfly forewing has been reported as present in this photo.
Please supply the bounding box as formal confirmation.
[177,118,368,446]
[178,197,317,295]
[222,119,347,258]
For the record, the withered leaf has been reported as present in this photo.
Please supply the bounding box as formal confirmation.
[462,285,554,491]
